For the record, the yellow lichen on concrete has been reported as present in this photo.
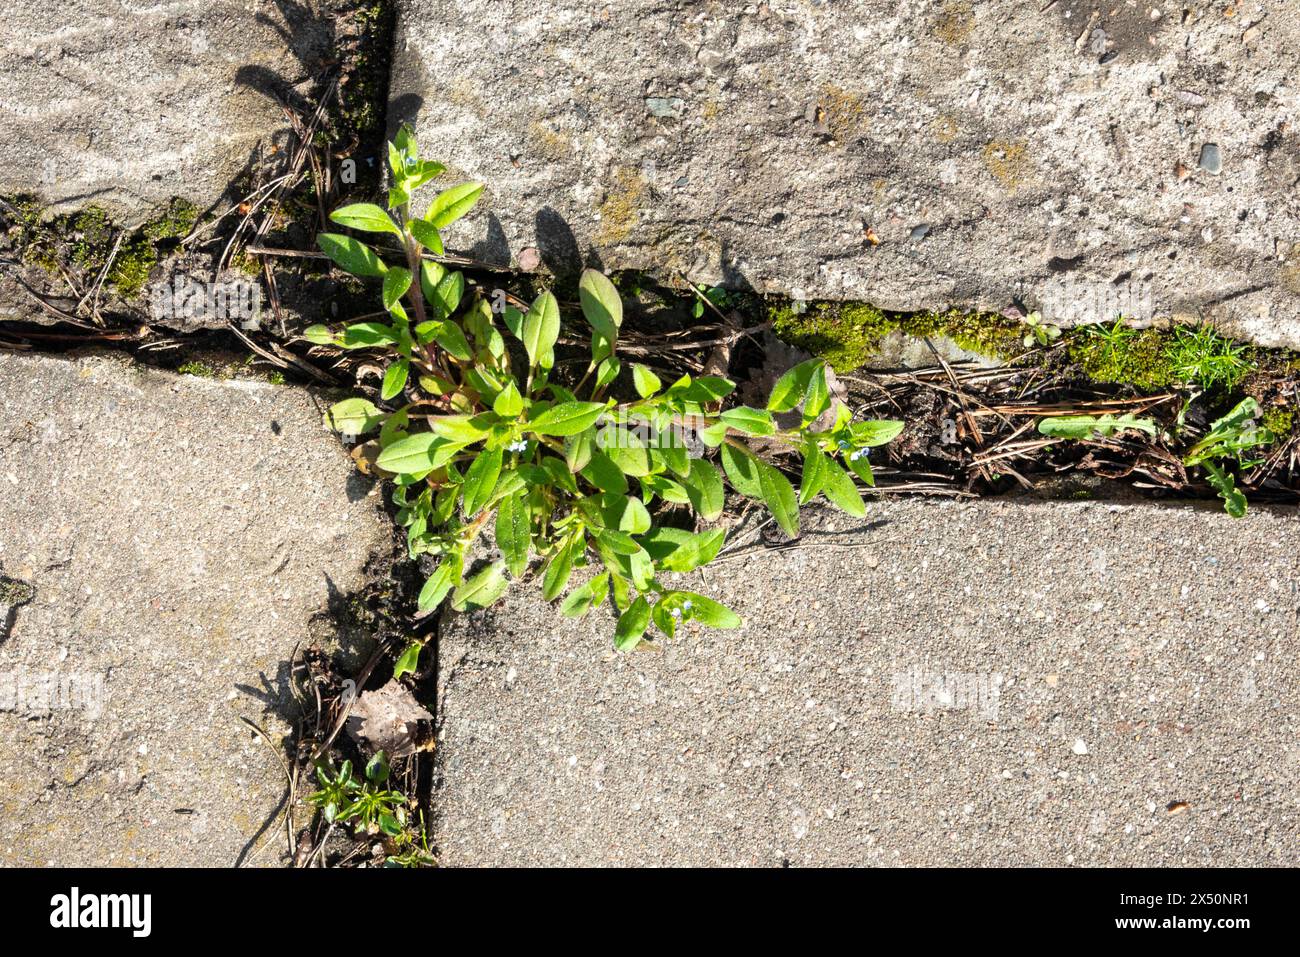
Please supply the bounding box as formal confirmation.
[595,168,646,245]
[819,83,869,139]
[982,139,1030,192]
[1282,259,1300,295]
[932,114,960,144]
[528,121,570,163]
[934,1,975,45]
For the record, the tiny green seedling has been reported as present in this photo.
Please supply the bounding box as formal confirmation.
[1020,311,1061,348]
[310,127,904,651]
[309,753,408,837]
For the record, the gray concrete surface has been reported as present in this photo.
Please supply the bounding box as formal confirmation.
[0,351,388,866]
[0,0,339,222]
[436,498,1299,866]
[391,0,1300,347]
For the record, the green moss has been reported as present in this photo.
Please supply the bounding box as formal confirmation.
[900,308,1024,360]
[1068,323,1175,392]
[177,360,219,378]
[267,371,287,386]
[107,237,157,297]
[1261,405,1295,437]
[770,300,893,372]
[1,196,204,300]
[771,299,1022,371]
[70,206,112,272]
[142,198,199,242]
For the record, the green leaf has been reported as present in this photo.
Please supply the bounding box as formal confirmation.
[461,447,503,517]
[580,449,628,493]
[303,324,337,346]
[614,596,651,651]
[602,434,653,477]
[434,321,473,362]
[522,291,561,371]
[699,420,729,448]
[595,529,642,555]
[560,573,609,618]
[719,406,777,436]
[819,456,866,518]
[799,445,825,505]
[427,413,492,443]
[527,401,607,436]
[850,419,906,447]
[564,428,596,473]
[682,458,724,520]
[325,398,383,435]
[767,358,821,413]
[1037,414,1156,441]
[381,359,409,401]
[329,203,401,237]
[609,573,631,612]
[720,442,763,499]
[801,364,830,426]
[417,557,461,613]
[382,267,413,311]
[492,380,524,417]
[638,527,725,573]
[427,182,485,228]
[451,561,509,612]
[317,233,386,278]
[598,493,652,534]
[542,537,577,601]
[419,259,447,305]
[1204,461,1248,518]
[632,364,661,398]
[674,592,741,629]
[683,377,735,404]
[376,433,464,476]
[640,473,690,505]
[757,461,799,537]
[579,269,622,359]
[339,322,398,349]
[495,491,531,577]
[408,218,445,255]
[651,598,678,639]
[430,270,464,320]
[845,451,875,487]
[393,642,421,679]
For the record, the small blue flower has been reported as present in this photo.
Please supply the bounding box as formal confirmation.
[506,439,529,453]
[681,599,693,611]
[670,608,682,619]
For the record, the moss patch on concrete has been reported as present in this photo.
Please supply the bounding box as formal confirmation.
[3,195,201,300]
[770,299,1023,372]
[769,298,1299,424]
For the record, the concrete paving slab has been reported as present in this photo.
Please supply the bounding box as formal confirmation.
[435,499,1300,866]
[0,0,339,221]
[0,351,388,866]
[391,1,1300,347]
